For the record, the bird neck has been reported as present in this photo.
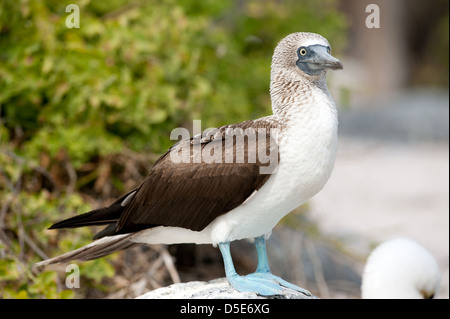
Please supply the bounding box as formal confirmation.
[269,68,330,119]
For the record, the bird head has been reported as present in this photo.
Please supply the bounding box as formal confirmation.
[271,32,343,81]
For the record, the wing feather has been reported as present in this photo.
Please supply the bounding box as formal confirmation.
[47,118,280,239]
[115,118,280,234]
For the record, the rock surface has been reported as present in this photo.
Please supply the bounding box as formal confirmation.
[137,278,318,299]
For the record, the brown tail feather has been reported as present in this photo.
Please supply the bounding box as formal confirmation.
[34,234,139,267]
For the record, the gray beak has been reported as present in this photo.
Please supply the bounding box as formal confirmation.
[313,47,343,70]
[296,45,343,76]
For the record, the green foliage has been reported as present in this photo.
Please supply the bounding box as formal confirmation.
[0,0,348,298]
[0,0,347,161]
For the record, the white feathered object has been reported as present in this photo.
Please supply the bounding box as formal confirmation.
[361,238,441,299]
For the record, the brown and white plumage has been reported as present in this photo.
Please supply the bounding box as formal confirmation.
[36,118,280,265]
[36,32,343,269]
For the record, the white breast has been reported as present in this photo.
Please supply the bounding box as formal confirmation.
[207,87,338,244]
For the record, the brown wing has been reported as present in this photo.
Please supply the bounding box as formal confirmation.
[114,118,280,234]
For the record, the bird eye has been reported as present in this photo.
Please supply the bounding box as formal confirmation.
[327,47,331,54]
[299,48,307,56]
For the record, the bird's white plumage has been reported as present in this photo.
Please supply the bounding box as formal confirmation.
[130,33,338,246]
[361,238,441,299]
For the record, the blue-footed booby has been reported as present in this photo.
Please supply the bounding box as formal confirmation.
[36,32,343,296]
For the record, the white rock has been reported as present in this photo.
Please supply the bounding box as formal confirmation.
[137,278,317,299]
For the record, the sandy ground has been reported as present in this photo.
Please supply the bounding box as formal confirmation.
[309,138,449,298]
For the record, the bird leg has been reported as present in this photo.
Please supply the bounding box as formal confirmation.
[246,235,311,296]
[219,241,283,296]
[218,237,311,296]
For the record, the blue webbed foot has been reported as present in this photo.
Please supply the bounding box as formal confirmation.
[227,273,283,296]
[219,237,311,297]
[245,271,311,296]
[219,241,283,296]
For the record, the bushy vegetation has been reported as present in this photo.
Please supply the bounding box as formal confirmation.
[0,0,347,298]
